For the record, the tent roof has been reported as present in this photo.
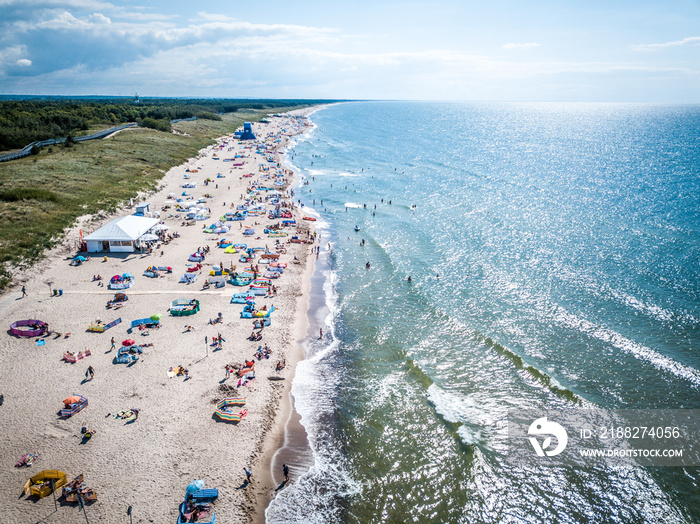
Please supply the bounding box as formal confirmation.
[84,216,160,242]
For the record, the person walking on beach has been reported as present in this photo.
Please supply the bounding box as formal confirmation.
[110,337,115,352]
[85,366,94,380]
[319,328,323,339]
[283,464,289,482]
[244,467,252,484]
[21,285,27,297]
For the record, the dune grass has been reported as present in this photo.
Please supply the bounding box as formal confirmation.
[0,107,307,289]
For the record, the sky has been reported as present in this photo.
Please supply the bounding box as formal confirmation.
[0,0,699,102]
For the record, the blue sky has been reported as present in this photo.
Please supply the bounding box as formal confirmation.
[0,0,699,102]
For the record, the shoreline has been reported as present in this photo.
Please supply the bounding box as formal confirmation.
[252,245,315,522]
[0,108,320,523]
[253,114,324,521]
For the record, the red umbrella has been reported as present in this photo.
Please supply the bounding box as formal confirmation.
[122,339,135,346]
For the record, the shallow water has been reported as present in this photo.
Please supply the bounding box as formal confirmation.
[266,102,700,523]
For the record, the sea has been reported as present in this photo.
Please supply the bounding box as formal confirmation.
[265,101,700,523]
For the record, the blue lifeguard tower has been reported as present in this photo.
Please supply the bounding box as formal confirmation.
[236,122,256,140]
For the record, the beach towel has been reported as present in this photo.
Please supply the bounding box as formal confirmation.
[168,366,187,378]
[15,453,39,467]
[114,409,138,421]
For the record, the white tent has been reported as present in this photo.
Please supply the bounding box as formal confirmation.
[84,215,160,253]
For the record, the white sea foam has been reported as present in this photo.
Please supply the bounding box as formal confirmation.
[426,383,501,447]
[343,202,363,208]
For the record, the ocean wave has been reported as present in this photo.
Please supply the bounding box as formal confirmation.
[478,335,585,405]
[426,383,491,446]
[266,460,361,524]
[608,288,697,325]
[553,306,700,388]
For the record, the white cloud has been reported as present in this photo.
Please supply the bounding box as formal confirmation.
[88,13,110,24]
[631,36,700,51]
[502,42,541,50]
[0,3,697,101]
[0,45,26,65]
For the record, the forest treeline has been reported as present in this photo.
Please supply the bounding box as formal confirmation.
[0,97,335,151]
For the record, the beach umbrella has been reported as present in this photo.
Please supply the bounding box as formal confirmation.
[123,339,135,346]
[63,396,82,406]
[150,314,162,321]
[140,234,159,241]
[152,224,169,231]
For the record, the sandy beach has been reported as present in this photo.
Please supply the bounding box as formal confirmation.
[0,109,318,523]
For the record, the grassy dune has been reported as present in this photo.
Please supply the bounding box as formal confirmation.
[0,107,307,289]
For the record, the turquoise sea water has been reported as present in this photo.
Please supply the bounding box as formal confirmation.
[266,102,700,523]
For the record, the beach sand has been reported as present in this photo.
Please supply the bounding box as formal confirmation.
[0,109,318,523]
